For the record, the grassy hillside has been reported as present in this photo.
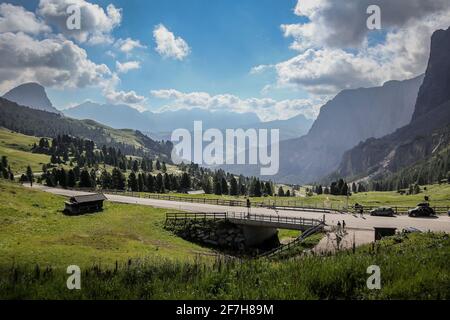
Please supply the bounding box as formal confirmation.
[1,231,448,299]
[0,98,171,160]
[0,180,213,269]
[0,128,49,174]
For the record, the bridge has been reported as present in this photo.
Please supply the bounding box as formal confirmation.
[165,212,325,254]
[165,212,324,230]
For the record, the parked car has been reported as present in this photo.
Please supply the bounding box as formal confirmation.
[370,207,395,217]
[408,203,436,217]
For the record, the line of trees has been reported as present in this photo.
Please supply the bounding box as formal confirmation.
[33,135,168,173]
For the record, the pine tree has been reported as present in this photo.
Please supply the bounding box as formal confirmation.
[128,172,138,192]
[112,168,126,190]
[146,174,155,193]
[138,173,144,192]
[180,172,191,190]
[79,169,92,188]
[100,170,112,189]
[214,180,222,195]
[221,177,229,195]
[59,168,68,188]
[68,169,76,188]
[230,176,238,196]
[132,160,139,172]
[278,186,285,197]
[26,165,34,186]
[164,173,171,191]
[253,179,262,197]
[156,173,164,193]
[202,177,213,194]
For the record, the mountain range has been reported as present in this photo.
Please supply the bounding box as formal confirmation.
[222,74,424,184]
[336,26,450,181]
[64,102,313,141]
[0,97,172,161]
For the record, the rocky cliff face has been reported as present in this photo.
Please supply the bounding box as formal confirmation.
[412,28,450,121]
[273,75,424,184]
[337,27,450,180]
[3,82,60,114]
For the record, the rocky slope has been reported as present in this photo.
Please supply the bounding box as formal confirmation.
[336,27,450,180]
[273,75,424,184]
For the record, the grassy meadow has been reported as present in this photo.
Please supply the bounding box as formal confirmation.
[0,179,449,299]
[1,231,448,299]
[0,128,50,175]
[0,180,213,269]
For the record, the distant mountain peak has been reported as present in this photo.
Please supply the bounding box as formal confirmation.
[2,82,60,114]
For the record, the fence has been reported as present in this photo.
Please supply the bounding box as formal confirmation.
[63,187,450,215]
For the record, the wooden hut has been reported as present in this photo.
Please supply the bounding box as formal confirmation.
[64,194,107,215]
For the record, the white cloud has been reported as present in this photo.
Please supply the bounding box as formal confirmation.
[0,1,146,111]
[101,73,146,110]
[288,0,450,49]
[37,0,122,45]
[257,0,450,96]
[153,24,190,60]
[116,61,141,73]
[0,3,50,35]
[250,64,274,75]
[115,37,146,53]
[151,89,322,121]
[0,32,111,92]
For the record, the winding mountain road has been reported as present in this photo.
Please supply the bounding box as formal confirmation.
[26,184,450,235]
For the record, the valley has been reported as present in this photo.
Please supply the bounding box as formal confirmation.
[0,5,449,302]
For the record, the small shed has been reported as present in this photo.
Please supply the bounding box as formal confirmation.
[64,193,107,215]
[374,227,397,241]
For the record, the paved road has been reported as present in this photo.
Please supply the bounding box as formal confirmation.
[26,184,450,234]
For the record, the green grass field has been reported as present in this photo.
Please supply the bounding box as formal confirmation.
[0,180,213,269]
[0,179,449,299]
[1,232,448,299]
[0,128,50,175]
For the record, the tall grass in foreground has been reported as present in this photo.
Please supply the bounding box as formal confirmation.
[1,233,449,300]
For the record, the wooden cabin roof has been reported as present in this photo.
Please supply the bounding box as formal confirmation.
[69,193,107,204]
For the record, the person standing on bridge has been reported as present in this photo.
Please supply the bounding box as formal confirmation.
[342,220,346,230]
[246,198,251,219]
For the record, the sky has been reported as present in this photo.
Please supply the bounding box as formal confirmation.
[1,0,450,121]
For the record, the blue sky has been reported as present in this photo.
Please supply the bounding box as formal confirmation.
[5,0,308,111]
[1,0,447,120]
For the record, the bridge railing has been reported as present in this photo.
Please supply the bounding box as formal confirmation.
[226,212,323,227]
[165,211,323,228]
[165,212,227,221]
